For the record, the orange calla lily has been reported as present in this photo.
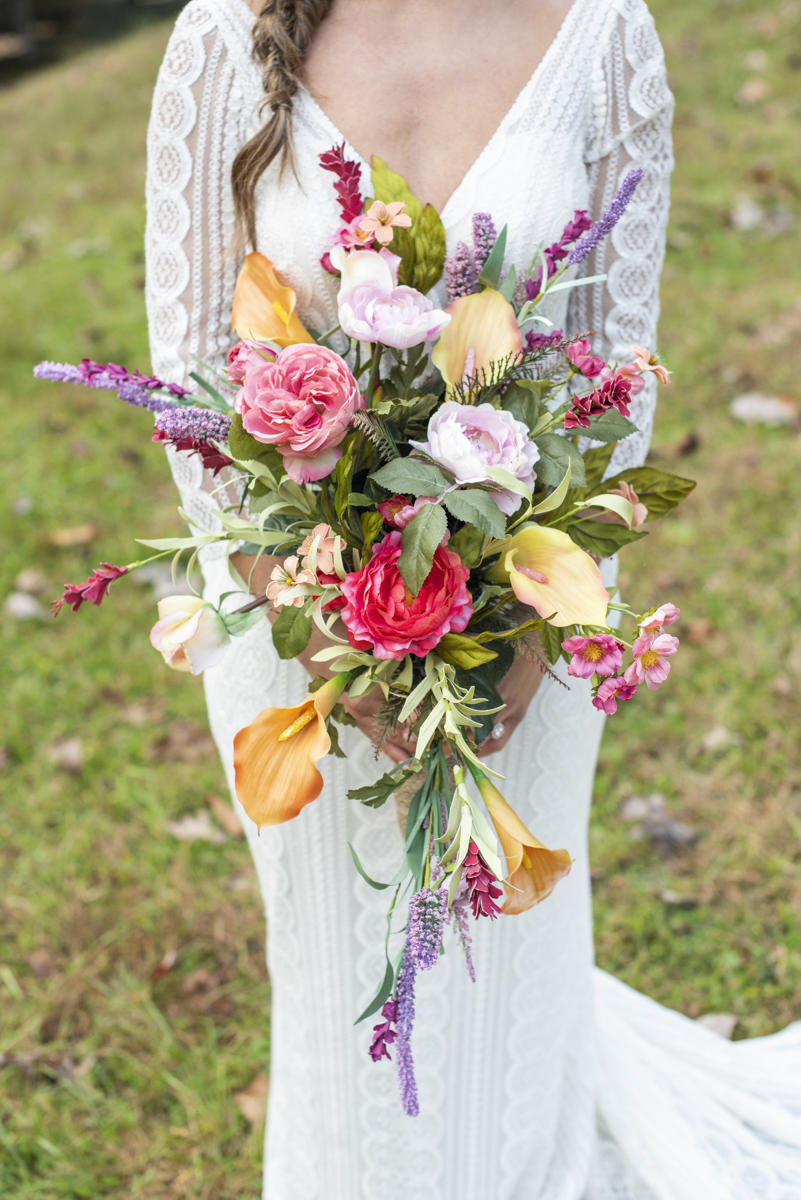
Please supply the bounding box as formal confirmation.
[486,525,609,628]
[431,287,522,396]
[231,252,314,347]
[469,763,572,914]
[233,673,349,828]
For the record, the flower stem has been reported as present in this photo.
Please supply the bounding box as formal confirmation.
[365,344,383,408]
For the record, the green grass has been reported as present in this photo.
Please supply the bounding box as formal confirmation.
[1,1,801,1193]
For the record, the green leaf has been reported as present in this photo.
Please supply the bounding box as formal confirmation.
[326,720,347,758]
[370,157,423,288]
[582,409,638,443]
[442,488,506,538]
[348,492,373,506]
[498,263,517,302]
[478,225,508,289]
[474,617,546,644]
[223,605,267,637]
[354,957,395,1025]
[533,432,587,488]
[436,633,499,669]
[448,522,485,569]
[360,510,384,556]
[531,461,572,514]
[370,457,449,496]
[399,503,447,593]
[348,765,421,808]
[602,467,696,520]
[227,412,284,475]
[500,379,553,432]
[348,843,392,888]
[538,620,564,665]
[271,601,313,659]
[413,203,447,294]
[566,517,647,556]
[334,439,356,528]
[581,443,617,493]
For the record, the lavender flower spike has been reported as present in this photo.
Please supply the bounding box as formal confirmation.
[395,945,419,1117]
[33,358,185,414]
[566,169,644,267]
[154,406,232,443]
[444,240,478,303]
[407,888,447,971]
[472,212,498,271]
[33,361,85,386]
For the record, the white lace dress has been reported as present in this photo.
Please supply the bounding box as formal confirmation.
[144,2,801,1197]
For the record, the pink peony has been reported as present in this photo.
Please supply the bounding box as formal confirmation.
[331,246,450,350]
[562,633,624,679]
[624,632,679,690]
[235,343,363,483]
[227,339,273,385]
[567,338,605,378]
[340,530,472,660]
[638,602,681,632]
[410,400,538,516]
[592,675,638,714]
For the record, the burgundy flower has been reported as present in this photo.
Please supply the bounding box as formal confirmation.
[369,997,398,1062]
[564,373,633,430]
[319,143,364,224]
[463,841,504,919]
[51,563,129,616]
[526,329,563,352]
[151,430,233,477]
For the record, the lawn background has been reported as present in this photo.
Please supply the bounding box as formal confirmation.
[1,1,801,1194]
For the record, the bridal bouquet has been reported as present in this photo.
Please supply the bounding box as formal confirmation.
[37,146,693,1114]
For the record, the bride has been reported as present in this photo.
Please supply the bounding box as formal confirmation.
[144,0,801,1196]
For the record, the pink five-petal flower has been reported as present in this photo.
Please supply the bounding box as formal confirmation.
[567,338,606,378]
[265,556,316,609]
[298,523,344,577]
[561,633,624,679]
[631,344,672,385]
[592,675,638,714]
[624,632,680,690]
[358,200,413,246]
[638,602,681,632]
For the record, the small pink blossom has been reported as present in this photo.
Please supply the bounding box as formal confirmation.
[377,494,411,525]
[393,497,440,531]
[328,213,374,252]
[227,340,272,385]
[359,200,412,246]
[266,556,316,609]
[638,602,681,632]
[562,633,624,679]
[594,480,648,530]
[592,675,638,714]
[631,344,671,385]
[624,632,679,690]
[298,523,344,576]
[567,338,605,378]
[600,363,644,397]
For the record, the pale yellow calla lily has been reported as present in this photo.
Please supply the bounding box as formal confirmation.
[470,765,572,915]
[231,252,314,347]
[486,525,609,628]
[431,287,522,396]
[233,673,348,828]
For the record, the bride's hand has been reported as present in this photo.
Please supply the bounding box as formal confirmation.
[478,652,546,758]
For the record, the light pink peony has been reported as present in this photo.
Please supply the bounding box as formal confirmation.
[624,632,679,690]
[330,245,450,350]
[410,400,538,515]
[592,675,638,714]
[227,339,273,385]
[562,633,624,679]
[638,602,681,632]
[235,343,363,483]
[340,530,472,660]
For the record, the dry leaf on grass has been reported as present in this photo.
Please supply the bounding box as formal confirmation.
[148,719,216,763]
[730,392,798,426]
[48,737,83,774]
[686,618,715,645]
[205,793,244,837]
[166,811,226,845]
[47,523,99,546]
[27,949,57,978]
[15,568,48,594]
[701,726,742,753]
[235,1074,270,1126]
[4,592,46,619]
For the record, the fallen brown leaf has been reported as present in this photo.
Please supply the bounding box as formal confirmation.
[47,523,99,547]
[686,618,715,645]
[147,719,216,763]
[165,811,226,845]
[48,737,83,774]
[235,1074,270,1126]
[15,568,48,594]
[27,949,57,978]
[181,968,220,997]
[205,793,244,837]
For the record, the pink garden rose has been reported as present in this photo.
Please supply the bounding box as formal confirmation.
[340,530,472,660]
[411,400,538,515]
[227,339,271,385]
[592,675,638,714]
[624,632,679,690]
[562,633,624,679]
[235,343,362,483]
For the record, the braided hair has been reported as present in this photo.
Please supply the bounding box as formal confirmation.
[231,0,334,249]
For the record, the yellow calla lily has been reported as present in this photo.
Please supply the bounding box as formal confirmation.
[233,673,349,828]
[469,764,572,914]
[486,525,609,628]
[231,252,314,347]
[431,287,522,397]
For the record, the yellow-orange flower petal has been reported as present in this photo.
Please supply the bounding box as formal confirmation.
[472,769,572,914]
[431,287,522,396]
[486,525,609,628]
[231,252,314,347]
[233,674,347,828]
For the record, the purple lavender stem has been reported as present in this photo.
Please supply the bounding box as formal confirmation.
[566,169,644,267]
[444,240,478,303]
[395,945,419,1117]
[155,406,231,443]
[451,903,476,983]
[34,359,187,413]
[407,888,447,971]
[472,212,498,270]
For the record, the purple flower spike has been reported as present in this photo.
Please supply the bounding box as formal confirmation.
[451,902,476,983]
[33,358,190,414]
[395,947,419,1117]
[33,361,85,386]
[154,406,231,443]
[444,240,478,303]
[407,888,447,971]
[472,212,498,271]
[567,169,644,267]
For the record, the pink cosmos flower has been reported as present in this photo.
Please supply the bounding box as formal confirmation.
[410,400,538,515]
[631,344,671,385]
[358,200,412,246]
[328,213,374,252]
[265,556,316,609]
[567,338,605,378]
[331,246,450,350]
[227,340,273,385]
[638,602,681,632]
[236,342,363,483]
[600,363,644,397]
[561,633,624,679]
[624,632,680,690]
[340,530,472,660]
[592,675,638,714]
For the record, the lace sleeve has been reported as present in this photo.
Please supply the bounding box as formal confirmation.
[567,0,674,473]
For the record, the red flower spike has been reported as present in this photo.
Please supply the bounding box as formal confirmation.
[319,143,364,225]
[51,563,129,616]
[463,841,504,920]
[151,430,233,476]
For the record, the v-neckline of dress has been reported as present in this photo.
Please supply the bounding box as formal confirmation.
[296,0,585,227]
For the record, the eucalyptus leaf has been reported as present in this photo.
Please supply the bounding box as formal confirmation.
[271,601,313,659]
[370,457,449,496]
[399,503,447,593]
[443,488,506,538]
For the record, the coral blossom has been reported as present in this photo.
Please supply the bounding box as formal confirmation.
[562,633,624,679]
[358,200,412,246]
[638,602,680,632]
[624,632,680,690]
[631,344,671,385]
[266,556,316,609]
[592,675,638,715]
[340,530,472,660]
